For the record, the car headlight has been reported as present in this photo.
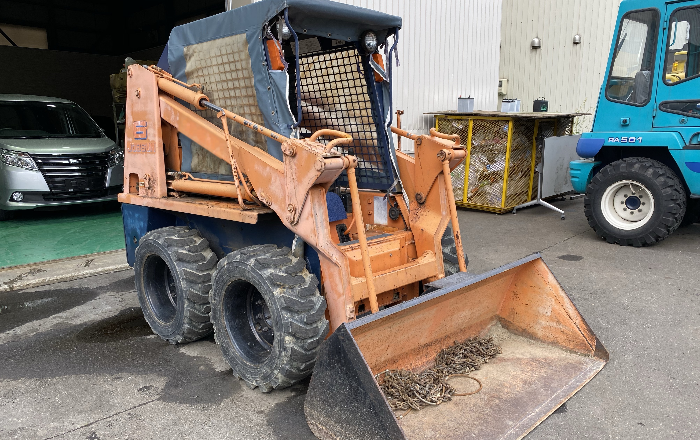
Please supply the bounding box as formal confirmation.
[108,146,124,167]
[0,148,38,171]
[361,31,378,54]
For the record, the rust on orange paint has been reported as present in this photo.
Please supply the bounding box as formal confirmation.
[124,65,484,331]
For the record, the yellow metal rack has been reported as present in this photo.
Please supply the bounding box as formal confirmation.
[430,111,579,213]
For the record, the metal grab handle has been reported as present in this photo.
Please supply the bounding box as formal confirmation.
[325,137,354,152]
[346,165,379,314]
[439,150,467,273]
[430,128,460,146]
[308,129,354,153]
[689,131,700,145]
[309,129,352,142]
[390,125,418,141]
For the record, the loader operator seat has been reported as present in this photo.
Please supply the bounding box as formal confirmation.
[632,70,651,105]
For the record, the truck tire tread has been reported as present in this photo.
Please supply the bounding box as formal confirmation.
[584,157,686,246]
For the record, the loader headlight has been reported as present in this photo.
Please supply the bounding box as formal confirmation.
[0,148,38,171]
[108,146,124,167]
[280,23,291,40]
[361,31,378,54]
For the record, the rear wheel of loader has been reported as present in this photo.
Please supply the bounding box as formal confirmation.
[134,226,216,343]
[210,245,329,392]
[584,157,686,246]
[442,226,467,276]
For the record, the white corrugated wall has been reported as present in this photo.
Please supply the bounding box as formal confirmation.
[499,0,623,132]
[335,0,502,138]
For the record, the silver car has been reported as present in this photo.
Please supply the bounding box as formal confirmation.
[0,95,124,220]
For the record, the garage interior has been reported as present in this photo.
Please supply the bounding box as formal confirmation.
[0,0,248,267]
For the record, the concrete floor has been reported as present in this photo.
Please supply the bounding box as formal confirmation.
[0,202,124,269]
[1,197,698,439]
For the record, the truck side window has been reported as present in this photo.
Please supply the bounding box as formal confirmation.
[606,9,659,106]
[659,100,700,118]
[664,6,700,84]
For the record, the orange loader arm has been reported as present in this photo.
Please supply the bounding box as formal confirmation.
[119,64,466,332]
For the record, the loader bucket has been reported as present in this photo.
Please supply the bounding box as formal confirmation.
[305,254,607,440]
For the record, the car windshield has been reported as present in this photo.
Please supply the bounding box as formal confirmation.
[0,101,103,139]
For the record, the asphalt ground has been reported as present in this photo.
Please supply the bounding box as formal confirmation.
[1,197,698,439]
[0,201,124,269]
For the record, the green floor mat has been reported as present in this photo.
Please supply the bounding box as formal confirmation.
[0,202,125,268]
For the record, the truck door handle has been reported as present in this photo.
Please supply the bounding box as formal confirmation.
[689,132,700,145]
[684,132,700,149]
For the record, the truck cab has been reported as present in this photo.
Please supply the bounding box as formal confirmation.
[571,0,700,246]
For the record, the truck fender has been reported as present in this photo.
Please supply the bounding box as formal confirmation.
[570,159,602,193]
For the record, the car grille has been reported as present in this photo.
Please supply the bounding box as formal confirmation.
[30,152,111,201]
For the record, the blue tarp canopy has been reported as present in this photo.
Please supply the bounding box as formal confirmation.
[162,0,401,189]
[167,0,401,83]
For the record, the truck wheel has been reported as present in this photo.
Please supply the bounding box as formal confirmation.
[210,245,329,392]
[442,227,467,276]
[134,226,216,343]
[584,158,686,246]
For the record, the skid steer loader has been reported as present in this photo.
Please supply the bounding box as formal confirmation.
[119,1,607,438]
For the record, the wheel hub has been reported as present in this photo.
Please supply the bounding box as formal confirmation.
[602,180,655,230]
[247,287,274,348]
[624,196,642,211]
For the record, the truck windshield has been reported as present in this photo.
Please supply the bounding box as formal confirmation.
[0,101,103,139]
[606,9,659,106]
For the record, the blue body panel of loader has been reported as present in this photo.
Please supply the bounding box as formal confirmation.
[121,204,322,283]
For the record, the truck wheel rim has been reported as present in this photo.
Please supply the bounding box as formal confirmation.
[222,280,273,364]
[246,285,274,349]
[601,180,655,231]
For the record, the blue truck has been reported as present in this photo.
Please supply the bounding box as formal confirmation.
[571,0,700,246]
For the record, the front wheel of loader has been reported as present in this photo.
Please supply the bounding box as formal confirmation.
[134,226,216,344]
[584,158,686,246]
[210,245,329,392]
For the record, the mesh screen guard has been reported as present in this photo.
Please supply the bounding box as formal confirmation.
[288,41,396,190]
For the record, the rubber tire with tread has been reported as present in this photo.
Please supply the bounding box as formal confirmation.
[210,244,329,392]
[442,226,467,276]
[134,226,216,344]
[584,157,686,246]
